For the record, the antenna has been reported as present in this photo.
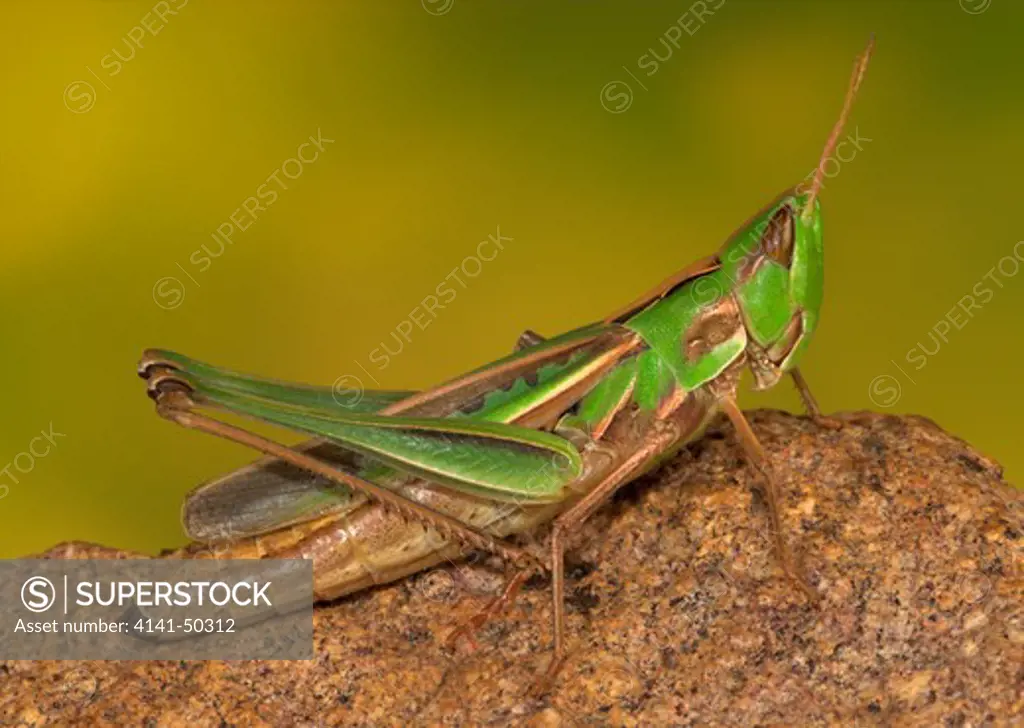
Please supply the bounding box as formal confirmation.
[802,35,875,221]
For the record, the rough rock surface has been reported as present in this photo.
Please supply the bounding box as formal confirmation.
[2,411,1022,727]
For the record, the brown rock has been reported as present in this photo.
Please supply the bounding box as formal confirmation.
[2,411,1022,726]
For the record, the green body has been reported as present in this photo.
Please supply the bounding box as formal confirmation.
[142,188,826,599]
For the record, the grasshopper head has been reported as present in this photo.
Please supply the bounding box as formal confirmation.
[716,189,824,390]
[721,35,870,390]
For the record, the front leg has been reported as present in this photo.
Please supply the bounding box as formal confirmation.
[790,368,843,430]
[719,397,818,602]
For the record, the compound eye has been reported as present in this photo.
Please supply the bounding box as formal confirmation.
[760,204,795,267]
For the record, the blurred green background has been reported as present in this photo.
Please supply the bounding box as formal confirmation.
[1,1,1021,557]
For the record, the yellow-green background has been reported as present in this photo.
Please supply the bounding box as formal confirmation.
[1,1,1021,557]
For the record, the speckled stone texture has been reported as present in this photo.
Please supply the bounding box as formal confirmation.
[3,411,1022,727]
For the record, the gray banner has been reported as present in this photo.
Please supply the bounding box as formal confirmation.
[0,559,313,659]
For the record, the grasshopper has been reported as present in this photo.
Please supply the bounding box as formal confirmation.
[138,38,873,685]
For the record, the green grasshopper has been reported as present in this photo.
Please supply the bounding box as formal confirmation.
[138,39,873,685]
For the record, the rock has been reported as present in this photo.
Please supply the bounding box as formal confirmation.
[2,411,1021,726]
